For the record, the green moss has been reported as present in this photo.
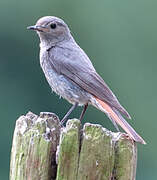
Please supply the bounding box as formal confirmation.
[56,119,81,180]
[78,124,115,180]
[113,135,137,179]
[10,112,60,180]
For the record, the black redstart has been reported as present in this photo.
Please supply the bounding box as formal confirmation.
[27,16,145,144]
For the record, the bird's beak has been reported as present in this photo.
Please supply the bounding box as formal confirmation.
[27,25,49,32]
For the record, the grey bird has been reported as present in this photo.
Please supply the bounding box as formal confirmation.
[27,16,146,144]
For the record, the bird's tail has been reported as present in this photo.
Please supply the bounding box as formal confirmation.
[92,97,146,144]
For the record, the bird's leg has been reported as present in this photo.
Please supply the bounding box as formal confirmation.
[79,103,88,121]
[61,102,78,124]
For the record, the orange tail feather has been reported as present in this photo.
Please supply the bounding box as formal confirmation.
[95,97,146,144]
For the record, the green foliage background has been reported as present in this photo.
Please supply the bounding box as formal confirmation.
[0,0,156,179]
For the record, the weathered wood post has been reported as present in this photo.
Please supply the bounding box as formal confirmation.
[10,112,137,180]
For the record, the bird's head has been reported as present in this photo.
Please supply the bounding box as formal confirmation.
[27,16,71,47]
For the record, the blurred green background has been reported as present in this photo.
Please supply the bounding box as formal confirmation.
[0,0,156,179]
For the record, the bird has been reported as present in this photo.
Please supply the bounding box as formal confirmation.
[27,16,146,144]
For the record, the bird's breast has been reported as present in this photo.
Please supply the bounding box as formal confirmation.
[39,48,91,105]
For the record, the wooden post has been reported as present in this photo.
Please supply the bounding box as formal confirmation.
[10,112,60,180]
[10,112,137,180]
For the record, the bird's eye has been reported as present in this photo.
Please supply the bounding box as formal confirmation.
[50,23,57,29]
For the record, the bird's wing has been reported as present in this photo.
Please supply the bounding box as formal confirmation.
[48,45,131,118]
